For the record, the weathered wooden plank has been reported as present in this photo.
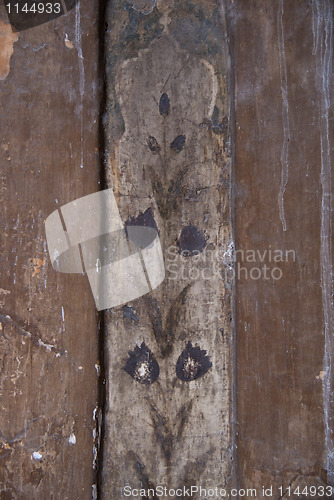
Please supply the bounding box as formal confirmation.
[0,2,101,497]
[232,0,333,495]
[2,1,332,497]
[102,0,234,496]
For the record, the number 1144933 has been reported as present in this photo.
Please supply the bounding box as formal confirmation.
[5,3,61,14]
[278,485,332,497]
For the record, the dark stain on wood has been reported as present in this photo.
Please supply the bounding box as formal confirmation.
[123,342,160,385]
[122,305,139,323]
[178,224,207,256]
[170,134,186,153]
[176,342,212,382]
[125,207,159,232]
[151,166,189,219]
[159,92,170,117]
[147,135,161,154]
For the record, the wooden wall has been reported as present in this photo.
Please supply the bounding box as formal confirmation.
[0,0,333,498]
[0,1,101,498]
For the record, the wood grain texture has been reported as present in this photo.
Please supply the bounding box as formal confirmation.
[102,0,234,496]
[1,1,332,497]
[231,0,333,495]
[0,2,101,497]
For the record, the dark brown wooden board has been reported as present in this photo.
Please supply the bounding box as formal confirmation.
[102,0,234,496]
[0,2,101,498]
[232,0,334,496]
[1,0,333,498]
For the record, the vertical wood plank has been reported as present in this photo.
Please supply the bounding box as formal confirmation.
[231,0,333,494]
[0,2,101,497]
[102,0,234,496]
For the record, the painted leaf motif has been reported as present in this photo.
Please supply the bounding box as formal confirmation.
[176,342,212,382]
[123,342,159,385]
[170,135,186,153]
[159,93,170,117]
[178,224,207,257]
[147,135,161,154]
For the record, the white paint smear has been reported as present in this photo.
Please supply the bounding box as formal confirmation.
[69,433,76,445]
[277,0,290,232]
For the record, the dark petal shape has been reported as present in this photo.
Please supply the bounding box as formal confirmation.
[147,136,161,154]
[125,207,159,232]
[159,93,170,117]
[176,342,212,382]
[178,224,207,256]
[170,135,186,153]
[123,342,159,385]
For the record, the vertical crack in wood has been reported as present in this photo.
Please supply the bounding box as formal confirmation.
[224,1,238,492]
[96,0,108,497]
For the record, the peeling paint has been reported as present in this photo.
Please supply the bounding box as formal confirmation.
[64,33,74,49]
[317,370,326,381]
[0,20,18,80]
[68,433,76,445]
[32,257,46,278]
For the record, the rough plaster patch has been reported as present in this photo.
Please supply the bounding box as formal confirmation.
[0,20,18,80]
